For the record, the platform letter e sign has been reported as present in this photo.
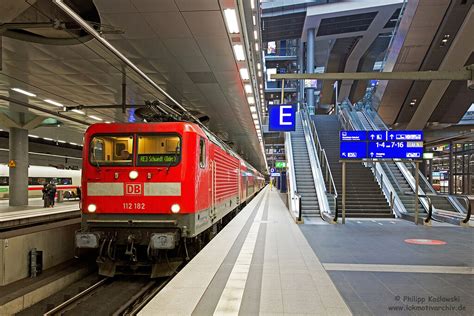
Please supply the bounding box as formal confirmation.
[125,183,142,195]
[280,105,292,125]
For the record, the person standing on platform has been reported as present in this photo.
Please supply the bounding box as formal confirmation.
[47,182,57,208]
[269,177,273,191]
[42,184,50,208]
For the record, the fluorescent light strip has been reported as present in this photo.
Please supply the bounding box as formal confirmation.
[239,68,249,80]
[88,115,103,121]
[11,88,36,97]
[250,106,257,112]
[224,9,239,34]
[43,137,53,141]
[258,71,262,77]
[255,43,259,51]
[252,113,258,119]
[247,96,255,104]
[233,44,245,61]
[28,134,39,138]
[72,109,85,115]
[244,84,253,94]
[250,0,255,10]
[253,15,256,26]
[57,140,66,143]
[257,63,261,70]
[254,30,258,40]
[44,99,64,107]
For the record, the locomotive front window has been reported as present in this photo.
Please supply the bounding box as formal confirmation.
[136,134,181,166]
[89,135,134,166]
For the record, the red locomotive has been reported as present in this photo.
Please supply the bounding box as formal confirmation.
[76,121,264,277]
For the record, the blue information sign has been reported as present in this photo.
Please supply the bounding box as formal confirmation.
[340,142,367,159]
[340,131,367,141]
[340,130,424,160]
[368,131,387,141]
[368,141,423,159]
[387,131,423,141]
[268,104,296,131]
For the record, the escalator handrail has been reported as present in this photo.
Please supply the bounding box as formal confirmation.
[285,132,299,217]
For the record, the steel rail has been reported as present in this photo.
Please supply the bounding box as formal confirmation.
[43,278,108,315]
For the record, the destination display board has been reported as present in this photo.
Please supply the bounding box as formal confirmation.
[340,131,423,160]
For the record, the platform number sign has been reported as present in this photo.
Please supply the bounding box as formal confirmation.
[268,104,296,131]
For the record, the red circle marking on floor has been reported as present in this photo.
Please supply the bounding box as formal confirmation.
[404,239,447,245]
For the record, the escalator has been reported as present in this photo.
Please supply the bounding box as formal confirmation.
[344,103,471,225]
[290,114,319,218]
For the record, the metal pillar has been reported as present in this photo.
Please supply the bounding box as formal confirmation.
[414,162,420,225]
[9,127,29,206]
[298,39,305,106]
[306,28,315,114]
[342,161,346,224]
[448,142,453,195]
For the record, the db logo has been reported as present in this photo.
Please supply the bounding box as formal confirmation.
[125,183,142,195]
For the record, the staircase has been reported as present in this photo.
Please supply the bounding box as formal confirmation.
[290,114,319,217]
[313,115,393,218]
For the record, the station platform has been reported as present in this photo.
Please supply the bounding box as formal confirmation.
[140,187,473,316]
[0,198,79,230]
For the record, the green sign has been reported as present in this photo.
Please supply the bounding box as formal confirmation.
[0,188,8,193]
[275,161,286,169]
[138,154,178,164]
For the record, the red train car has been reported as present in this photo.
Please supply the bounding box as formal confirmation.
[76,121,264,276]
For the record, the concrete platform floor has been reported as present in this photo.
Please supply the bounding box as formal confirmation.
[300,219,474,315]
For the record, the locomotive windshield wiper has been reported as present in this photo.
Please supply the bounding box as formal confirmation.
[91,150,101,171]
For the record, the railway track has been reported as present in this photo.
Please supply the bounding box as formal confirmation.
[41,276,171,316]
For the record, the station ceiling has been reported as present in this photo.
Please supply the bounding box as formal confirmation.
[0,0,267,171]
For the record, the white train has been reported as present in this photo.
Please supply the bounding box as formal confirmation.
[0,165,81,199]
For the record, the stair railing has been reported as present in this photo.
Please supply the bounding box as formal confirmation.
[299,109,333,221]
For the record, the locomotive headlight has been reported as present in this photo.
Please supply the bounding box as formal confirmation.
[171,204,181,214]
[87,204,97,213]
[129,170,139,180]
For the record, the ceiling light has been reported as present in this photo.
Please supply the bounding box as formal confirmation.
[252,113,258,119]
[43,137,53,141]
[253,15,256,26]
[11,88,36,97]
[69,142,78,146]
[244,84,253,94]
[233,44,245,61]
[57,140,66,143]
[240,68,249,80]
[254,30,258,40]
[88,115,103,121]
[72,109,85,115]
[259,84,263,89]
[28,134,39,138]
[255,43,259,51]
[105,121,112,124]
[258,71,262,77]
[44,99,64,107]
[250,106,257,112]
[224,9,239,34]
[247,96,255,104]
[257,63,261,70]
[250,0,255,10]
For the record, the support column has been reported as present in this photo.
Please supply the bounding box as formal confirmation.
[9,127,29,206]
[306,28,315,114]
[298,39,304,107]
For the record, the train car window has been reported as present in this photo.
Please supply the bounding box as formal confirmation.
[89,135,134,166]
[199,138,206,168]
[136,134,181,166]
